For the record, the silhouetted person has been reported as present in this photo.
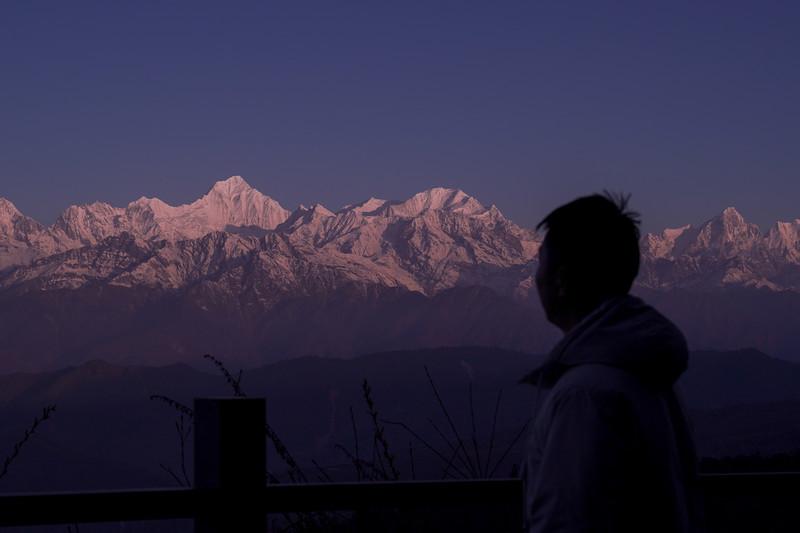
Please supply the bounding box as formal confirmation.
[521,194,700,533]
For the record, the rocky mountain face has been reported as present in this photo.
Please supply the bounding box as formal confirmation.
[640,207,800,291]
[1,177,799,370]
[0,177,540,299]
[0,198,45,269]
[0,177,548,371]
[2,179,799,295]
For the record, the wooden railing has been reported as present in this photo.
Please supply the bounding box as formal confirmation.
[0,398,796,532]
[0,480,523,529]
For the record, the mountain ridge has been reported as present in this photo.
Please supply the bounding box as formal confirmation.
[2,176,800,294]
[0,176,540,297]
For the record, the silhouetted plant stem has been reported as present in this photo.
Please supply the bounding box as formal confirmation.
[150,396,193,486]
[484,389,504,477]
[335,444,391,481]
[203,354,309,483]
[408,440,416,480]
[427,417,477,477]
[0,405,56,481]
[311,460,334,483]
[441,441,468,480]
[266,423,308,483]
[348,406,363,481]
[424,366,478,475]
[488,418,531,478]
[159,463,185,487]
[362,379,399,480]
[150,395,193,418]
[382,419,470,479]
[371,434,388,479]
[468,382,483,476]
[202,354,244,397]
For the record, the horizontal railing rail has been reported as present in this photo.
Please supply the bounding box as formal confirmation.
[0,474,798,527]
[0,479,521,527]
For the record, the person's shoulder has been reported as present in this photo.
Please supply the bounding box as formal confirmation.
[546,369,639,428]
[553,363,638,395]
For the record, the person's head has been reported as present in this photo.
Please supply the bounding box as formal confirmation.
[535,192,641,332]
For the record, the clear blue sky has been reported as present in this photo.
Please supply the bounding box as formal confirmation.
[1,1,798,233]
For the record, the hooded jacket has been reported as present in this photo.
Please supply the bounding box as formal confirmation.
[522,295,700,533]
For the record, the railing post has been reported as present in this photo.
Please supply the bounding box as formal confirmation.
[194,398,266,533]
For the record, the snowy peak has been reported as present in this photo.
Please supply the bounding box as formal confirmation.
[693,207,761,255]
[0,198,24,236]
[638,207,800,292]
[642,224,694,259]
[721,206,744,220]
[641,207,763,262]
[0,198,46,237]
[766,219,800,260]
[0,198,49,269]
[309,203,334,217]
[0,198,21,220]
[53,202,127,245]
[193,175,290,231]
[208,175,251,195]
[121,176,291,240]
[341,197,387,215]
[714,207,753,234]
[280,203,336,233]
[383,188,487,217]
[0,198,22,236]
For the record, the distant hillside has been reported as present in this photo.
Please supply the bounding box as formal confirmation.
[0,347,797,493]
[682,348,800,409]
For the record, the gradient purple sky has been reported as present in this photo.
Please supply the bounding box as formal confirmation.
[1,1,798,233]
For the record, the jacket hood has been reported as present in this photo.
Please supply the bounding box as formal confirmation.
[522,295,688,390]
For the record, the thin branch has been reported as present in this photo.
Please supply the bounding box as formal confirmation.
[150,395,193,418]
[335,444,389,481]
[484,389,503,477]
[203,354,245,397]
[349,406,363,481]
[441,441,469,480]
[265,424,308,483]
[488,418,531,478]
[362,379,399,480]
[371,434,388,479]
[468,382,482,478]
[409,440,416,480]
[177,414,191,486]
[159,464,185,487]
[427,417,477,477]
[0,405,57,481]
[311,460,334,483]
[424,366,477,475]
[382,419,471,479]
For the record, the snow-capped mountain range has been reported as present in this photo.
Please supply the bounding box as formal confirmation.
[1,176,798,295]
[0,176,539,298]
[640,207,800,291]
[2,175,800,371]
[0,176,800,298]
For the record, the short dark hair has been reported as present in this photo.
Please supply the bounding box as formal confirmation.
[537,192,641,295]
